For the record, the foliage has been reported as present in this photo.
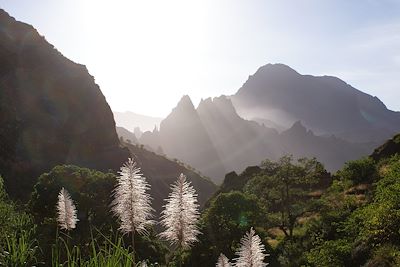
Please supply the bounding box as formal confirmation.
[336,157,377,184]
[28,165,167,265]
[186,191,271,266]
[51,230,161,267]
[306,239,352,267]
[0,176,39,266]
[246,156,325,239]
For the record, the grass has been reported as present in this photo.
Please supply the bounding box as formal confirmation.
[0,228,40,266]
[50,229,158,267]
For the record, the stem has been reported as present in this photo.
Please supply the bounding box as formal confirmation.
[132,231,135,267]
[178,245,182,267]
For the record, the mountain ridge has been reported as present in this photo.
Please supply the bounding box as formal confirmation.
[138,94,374,182]
[231,63,400,143]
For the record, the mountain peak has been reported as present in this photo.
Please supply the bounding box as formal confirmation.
[256,63,299,76]
[177,95,195,109]
[285,121,308,136]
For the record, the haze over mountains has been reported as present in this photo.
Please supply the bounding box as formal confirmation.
[135,95,374,183]
[115,64,400,183]
[114,111,162,133]
[232,64,400,143]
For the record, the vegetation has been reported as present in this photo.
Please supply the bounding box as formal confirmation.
[2,139,400,266]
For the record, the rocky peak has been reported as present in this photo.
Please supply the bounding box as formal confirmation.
[175,95,195,111]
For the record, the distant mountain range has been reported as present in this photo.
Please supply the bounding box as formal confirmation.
[134,95,374,183]
[123,64,400,183]
[113,111,162,133]
[0,9,216,204]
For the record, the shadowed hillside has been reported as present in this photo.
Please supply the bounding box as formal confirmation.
[0,9,129,199]
[123,142,217,214]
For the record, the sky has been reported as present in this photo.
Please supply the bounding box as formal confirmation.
[1,0,399,117]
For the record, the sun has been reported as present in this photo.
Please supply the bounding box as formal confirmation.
[78,0,210,117]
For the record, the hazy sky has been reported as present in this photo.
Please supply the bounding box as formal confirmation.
[1,0,399,117]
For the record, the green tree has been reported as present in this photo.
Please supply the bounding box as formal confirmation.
[186,191,273,266]
[336,157,377,185]
[246,156,325,239]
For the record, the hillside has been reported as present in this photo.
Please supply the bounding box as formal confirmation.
[371,133,400,161]
[116,126,139,144]
[123,142,217,213]
[0,9,129,199]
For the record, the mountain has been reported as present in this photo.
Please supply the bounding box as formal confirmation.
[140,95,373,182]
[113,111,162,133]
[116,126,138,144]
[279,121,374,170]
[154,95,226,181]
[196,96,280,174]
[0,9,217,206]
[231,63,400,143]
[0,9,129,198]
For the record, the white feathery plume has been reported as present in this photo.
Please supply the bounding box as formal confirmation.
[159,173,200,249]
[111,158,154,235]
[57,188,79,231]
[216,253,232,267]
[140,261,148,267]
[234,227,269,267]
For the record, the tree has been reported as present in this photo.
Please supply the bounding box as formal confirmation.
[186,191,270,266]
[111,158,154,265]
[246,155,325,239]
[337,157,377,184]
[234,227,268,267]
[159,173,200,266]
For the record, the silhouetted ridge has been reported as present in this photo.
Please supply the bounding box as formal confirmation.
[0,8,131,199]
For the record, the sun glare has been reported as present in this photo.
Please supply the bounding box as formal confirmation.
[78,0,209,116]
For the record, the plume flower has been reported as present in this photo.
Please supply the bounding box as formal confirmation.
[56,188,79,230]
[234,227,269,267]
[159,173,200,249]
[111,158,154,235]
[216,253,231,267]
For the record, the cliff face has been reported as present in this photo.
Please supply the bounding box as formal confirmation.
[0,9,129,198]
